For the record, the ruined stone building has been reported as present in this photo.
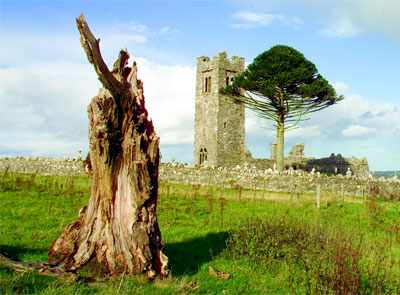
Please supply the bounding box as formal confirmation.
[193,52,370,177]
[193,52,245,168]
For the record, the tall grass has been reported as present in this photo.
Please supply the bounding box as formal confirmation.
[0,173,399,294]
[228,216,400,294]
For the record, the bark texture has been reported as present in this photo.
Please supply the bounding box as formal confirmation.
[48,14,169,278]
[0,253,78,281]
[276,120,285,172]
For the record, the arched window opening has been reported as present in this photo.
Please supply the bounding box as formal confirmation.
[204,77,208,92]
[199,148,204,164]
[199,147,207,165]
[231,77,234,83]
[223,122,227,128]
[226,76,229,86]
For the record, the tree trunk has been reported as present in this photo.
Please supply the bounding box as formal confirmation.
[48,14,169,278]
[276,90,285,172]
[276,121,285,172]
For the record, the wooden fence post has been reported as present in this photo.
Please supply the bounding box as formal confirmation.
[2,165,10,180]
[262,181,266,200]
[290,177,294,204]
[341,184,344,205]
[237,185,243,201]
[316,184,321,209]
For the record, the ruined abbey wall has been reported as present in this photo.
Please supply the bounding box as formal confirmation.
[248,144,370,178]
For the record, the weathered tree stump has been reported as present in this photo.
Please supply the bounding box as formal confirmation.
[48,14,169,278]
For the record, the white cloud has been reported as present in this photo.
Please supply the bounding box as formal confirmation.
[113,33,147,43]
[0,62,99,157]
[115,21,148,33]
[312,0,400,40]
[0,57,195,159]
[346,0,400,40]
[342,125,376,138]
[242,80,399,169]
[134,57,195,145]
[331,82,400,134]
[0,20,181,68]
[158,26,171,35]
[230,10,302,29]
[245,113,264,131]
[156,26,180,36]
[113,20,180,38]
[319,12,361,38]
[0,132,86,158]
[286,125,325,141]
[1,62,398,168]
[332,81,349,94]
[0,32,84,67]
[232,11,284,25]
[240,0,400,40]
[314,0,400,40]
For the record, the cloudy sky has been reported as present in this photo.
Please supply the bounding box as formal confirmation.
[0,0,399,171]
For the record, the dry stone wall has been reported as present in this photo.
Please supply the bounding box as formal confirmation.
[0,157,86,176]
[160,162,399,198]
[1,157,398,199]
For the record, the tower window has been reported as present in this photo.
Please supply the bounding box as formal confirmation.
[223,122,227,128]
[204,76,212,92]
[199,147,208,164]
[226,77,229,86]
[200,148,203,164]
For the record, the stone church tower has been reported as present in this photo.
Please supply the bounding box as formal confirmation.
[194,52,245,168]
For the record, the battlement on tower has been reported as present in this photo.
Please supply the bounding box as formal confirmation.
[197,52,244,72]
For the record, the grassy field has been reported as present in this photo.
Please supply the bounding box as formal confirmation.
[0,172,399,294]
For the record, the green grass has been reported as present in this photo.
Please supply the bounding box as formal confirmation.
[1,173,399,294]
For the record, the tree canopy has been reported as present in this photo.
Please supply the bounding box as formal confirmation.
[220,45,343,171]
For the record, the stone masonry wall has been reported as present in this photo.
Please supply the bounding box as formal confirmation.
[266,143,369,178]
[159,163,399,197]
[1,157,398,199]
[0,157,86,176]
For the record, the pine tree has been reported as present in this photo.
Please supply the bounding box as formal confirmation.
[220,45,343,171]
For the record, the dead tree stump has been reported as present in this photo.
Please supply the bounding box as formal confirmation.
[48,14,169,278]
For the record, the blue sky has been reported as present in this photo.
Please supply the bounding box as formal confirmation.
[0,0,399,171]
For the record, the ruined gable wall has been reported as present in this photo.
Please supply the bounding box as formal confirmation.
[304,154,370,178]
[248,143,370,177]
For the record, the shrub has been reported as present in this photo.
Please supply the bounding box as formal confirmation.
[228,217,400,294]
